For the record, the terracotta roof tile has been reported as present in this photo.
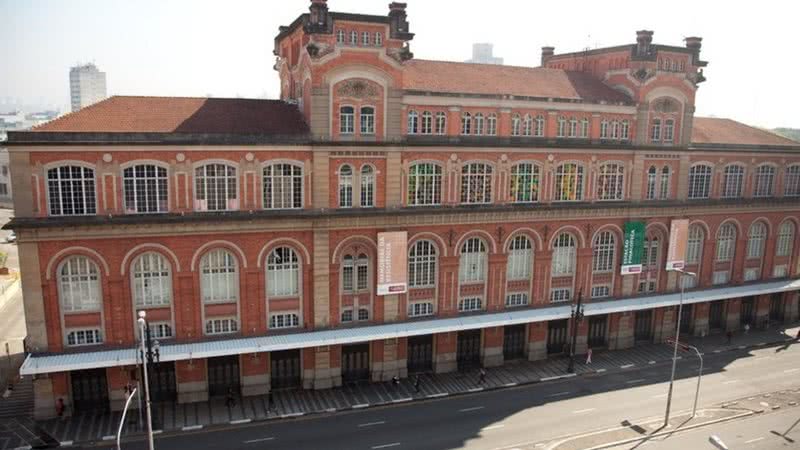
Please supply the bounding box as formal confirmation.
[691,117,799,147]
[402,59,632,103]
[31,96,309,135]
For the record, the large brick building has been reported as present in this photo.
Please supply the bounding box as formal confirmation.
[7,0,800,418]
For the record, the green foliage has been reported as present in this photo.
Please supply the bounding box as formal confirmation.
[0,251,7,268]
[773,128,800,143]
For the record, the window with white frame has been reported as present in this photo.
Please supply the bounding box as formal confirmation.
[205,318,238,335]
[460,163,492,204]
[686,225,704,264]
[721,165,744,199]
[680,274,697,289]
[776,221,795,257]
[459,238,486,283]
[568,117,578,138]
[66,329,102,346]
[511,114,521,136]
[550,288,571,303]
[474,113,484,135]
[360,165,375,207]
[744,268,759,282]
[688,164,712,199]
[270,313,299,329]
[340,106,355,134]
[358,307,370,321]
[349,30,357,45]
[409,240,437,288]
[434,112,446,134]
[336,29,345,43]
[716,223,736,262]
[59,256,101,312]
[773,265,788,278]
[200,249,238,303]
[784,165,800,197]
[486,113,497,135]
[642,237,660,268]
[47,165,96,216]
[360,107,375,134]
[534,115,545,136]
[646,166,657,200]
[554,163,584,201]
[659,166,671,199]
[663,119,675,143]
[263,163,303,209]
[267,247,299,297]
[713,270,731,285]
[580,118,590,138]
[123,164,168,213]
[461,112,472,135]
[458,297,483,312]
[557,116,567,137]
[341,308,353,322]
[552,233,577,276]
[746,222,767,259]
[407,110,418,134]
[361,31,370,45]
[195,163,237,211]
[421,111,432,134]
[339,164,353,207]
[505,292,529,307]
[507,235,532,281]
[651,119,661,142]
[600,120,609,139]
[611,120,620,139]
[342,253,369,292]
[592,231,616,273]
[407,163,442,206]
[375,32,382,45]
[150,322,173,339]
[621,120,630,140]
[408,301,434,317]
[509,163,540,203]
[591,285,610,299]
[597,163,624,200]
[754,165,776,197]
[132,252,171,307]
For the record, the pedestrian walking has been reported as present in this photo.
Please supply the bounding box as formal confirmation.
[744,323,750,334]
[391,375,400,387]
[225,387,236,408]
[413,375,421,393]
[726,330,733,344]
[55,398,64,419]
[478,368,486,384]
[585,348,592,365]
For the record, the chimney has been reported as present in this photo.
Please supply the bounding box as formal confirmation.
[684,36,702,53]
[541,47,555,66]
[635,30,654,56]
[309,0,329,25]
[389,2,411,38]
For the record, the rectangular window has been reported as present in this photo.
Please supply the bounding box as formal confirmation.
[458,297,483,312]
[408,301,434,317]
[590,285,610,299]
[550,288,572,303]
[341,309,353,323]
[713,271,731,285]
[357,308,370,321]
[340,107,355,134]
[360,107,375,135]
[150,322,173,339]
[66,329,102,347]
[342,265,354,292]
[361,31,370,46]
[205,318,238,335]
[743,268,759,282]
[505,292,529,307]
[680,274,697,289]
[509,163,540,203]
[270,313,300,329]
[407,163,442,206]
[357,264,368,291]
[773,265,788,278]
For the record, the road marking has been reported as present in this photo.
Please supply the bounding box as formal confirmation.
[372,443,401,449]
[548,391,571,397]
[744,437,764,444]
[59,441,73,447]
[784,368,800,373]
[504,382,518,387]
[626,379,646,384]
[723,380,739,385]
[648,361,656,365]
[392,397,412,403]
[102,435,116,441]
[714,349,722,353]
[359,421,386,428]
[620,364,635,369]
[595,369,607,373]
[230,418,251,425]
[427,392,448,398]
[182,425,203,431]
[482,424,506,431]
[352,403,370,409]
[244,437,275,444]
[738,345,746,349]
[541,373,577,382]
[468,387,484,392]
[573,408,596,414]
[280,412,305,418]
[459,406,485,412]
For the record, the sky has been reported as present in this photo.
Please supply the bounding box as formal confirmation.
[1,0,798,129]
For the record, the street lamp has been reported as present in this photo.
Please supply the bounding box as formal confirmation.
[137,311,158,450]
[663,268,696,427]
[566,290,585,374]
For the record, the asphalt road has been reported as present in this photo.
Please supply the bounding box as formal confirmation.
[100,340,800,450]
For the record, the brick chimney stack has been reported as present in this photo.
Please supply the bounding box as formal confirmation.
[684,36,702,54]
[635,30,654,56]
[541,47,555,66]
[388,2,413,41]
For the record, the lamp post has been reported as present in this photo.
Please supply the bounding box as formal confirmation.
[566,290,585,374]
[663,269,696,427]
[137,311,160,450]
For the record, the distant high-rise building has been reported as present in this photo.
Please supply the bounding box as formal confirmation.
[69,63,107,112]
[465,43,503,65]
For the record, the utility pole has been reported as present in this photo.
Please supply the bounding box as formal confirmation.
[567,290,585,374]
[664,269,696,426]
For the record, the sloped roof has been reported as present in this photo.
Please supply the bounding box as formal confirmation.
[691,117,799,147]
[30,96,309,135]
[402,59,632,103]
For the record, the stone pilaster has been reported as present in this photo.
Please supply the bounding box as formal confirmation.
[312,229,331,328]
[176,359,208,404]
[434,332,457,374]
[693,301,710,337]
[527,322,547,361]
[385,150,402,207]
[611,312,635,350]
[726,298,741,331]
[482,327,504,368]
[240,353,270,396]
[33,376,56,420]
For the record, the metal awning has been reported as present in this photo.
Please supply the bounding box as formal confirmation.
[20,278,800,375]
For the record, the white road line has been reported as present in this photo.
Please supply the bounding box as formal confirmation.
[230,418,251,425]
[626,379,646,384]
[427,393,448,398]
[648,361,656,365]
[459,406,485,412]
[783,368,800,373]
[482,424,506,431]
[504,382,518,387]
[468,387,484,392]
[244,437,275,444]
[182,424,203,431]
[392,397,412,403]
[372,443,401,449]
[359,421,386,428]
[573,408,596,414]
[723,380,739,384]
[620,364,635,369]
[595,369,607,373]
[744,437,764,444]
[548,391,571,397]
[352,403,370,409]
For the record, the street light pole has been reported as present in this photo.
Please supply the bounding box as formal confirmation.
[687,343,703,418]
[116,386,137,450]
[138,311,155,450]
[566,290,585,374]
[664,269,696,427]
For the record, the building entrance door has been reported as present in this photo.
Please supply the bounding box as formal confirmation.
[342,343,370,383]
[457,330,481,371]
[547,319,568,354]
[149,362,177,402]
[503,325,526,360]
[271,350,301,389]
[709,301,725,331]
[740,297,756,327]
[407,335,433,373]
[71,368,109,413]
[634,310,653,342]
[769,293,785,323]
[208,355,240,397]
[679,304,693,334]
[587,315,608,348]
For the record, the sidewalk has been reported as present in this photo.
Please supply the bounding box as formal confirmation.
[26,324,800,446]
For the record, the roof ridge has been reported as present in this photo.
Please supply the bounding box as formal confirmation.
[105,95,285,102]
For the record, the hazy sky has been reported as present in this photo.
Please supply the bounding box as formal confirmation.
[2,0,798,128]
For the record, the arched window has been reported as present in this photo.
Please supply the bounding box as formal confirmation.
[407,110,418,134]
[686,225,704,264]
[360,106,375,134]
[342,253,369,292]
[638,236,660,293]
[592,231,615,273]
[597,163,624,200]
[784,165,800,197]
[200,249,238,304]
[620,120,630,140]
[340,106,355,134]
[754,165,776,197]
[651,119,661,142]
[523,114,534,136]
[360,165,375,207]
[659,166,671,199]
[459,237,486,283]
[474,113,485,135]
[552,233,577,276]
[195,163,237,211]
[409,240,437,288]
[509,163,540,203]
[568,117,578,138]
[746,222,767,259]
[776,221,795,257]
[663,119,675,143]
[600,120,609,139]
[688,164,713,199]
[267,247,299,297]
[460,163,492,204]
[507,235,532,280]
[349,30,358,45]
[534,115,545,136]
[461,112,472,135]
[59,256,101,312]
[336,29,345,43]
[47,165,96,216]
[361,31,370,46]
[263,163,303,209]
[554,163,584,201]
[375,32,383,46]
[716,223,736,262]
[132,252,171,307]
[338,164,353,207]
[434,112,446,135]
[407,162,442,206]
[580,118,590,138]
[646,166,657,200]
[611,120,620,140]
[421,111,432,134]
[511,114,521,136]
[722,165,744,199]
[557,116,567,137]
[486,113,497,136]
[123,164,168,213]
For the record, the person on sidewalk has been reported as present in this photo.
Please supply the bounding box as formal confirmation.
[744,323,751,334]
[391,375,400,387]
[414,375,421,393]
[225,387,236,408]
[585,348,592,365]
[478,368,486,384]
[726,330,733,345]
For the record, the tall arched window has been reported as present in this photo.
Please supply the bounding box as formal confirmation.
[746,222,767,259]
[534,115,545,136]
[509,163,540,203]
[420,111,432,134]
[461,112,472,135]
[611,120,620,140]
[336,29,345,43]
[349,30,358,45]
[474,113,485,135]
[408,240,437,288]
[686,225,704,265]
[123,164,168,213]
[59,256,101,312]
[511,114,521,136]
[554,163,584,201]
[639,236,660,293]
[338,164,353,208]
[688,164,713,199]
[195,163,237,211]
[600,120,609,139]
[461,163,493,204]
[374,32,382,46]
[132,252,171,307]
[597,163,624,200]
[784,165,800,197]
[522,114,533,136]
[263,163,303,209]
[568,117,578,138]
[408,162,442,206]
[646,166,657,200]
[339,106,354,134]
[486,113,497,136]
[557,116,567,137]
[434,112,446,135]
[659,166,671,199]
[200,249,238,304]
[459,237,486,283]
[47,165,96,216]
[754,165,776,197]
[580,118,590,138]
[551,233,576,276]
[507,235,532,280]
[722,165,744,199]
[776,221,795,257]
[620,120,630,140]
[342,253,369,292]
[716,223,736,262]
[651,119,661,142]
[360,106,375,134]
[267,247,299,297]
[360,165,375,207]
[663,119,675,143]
[592,231,615,273]
[407,110,419,134]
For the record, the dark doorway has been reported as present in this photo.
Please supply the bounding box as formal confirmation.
[457,330,482,371]
[679,304,693,334]
[149,362,177,402]
[342,343,370,383]
[208,355,240,397]
[407,335,433,373]
[634,310,653,342]
[71,368,109,413]
[769,293,785,323]
[547,319,568,354]
[271,350,301,389]
[503,325,526,360]
[587,315,608,348]
[740,297,756,327]
[709,301,725,331]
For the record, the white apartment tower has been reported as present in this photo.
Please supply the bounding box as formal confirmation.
[465,43,504,65]
[69,63,107,112]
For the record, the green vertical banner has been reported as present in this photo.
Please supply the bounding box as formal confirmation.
[621,221,645,275]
